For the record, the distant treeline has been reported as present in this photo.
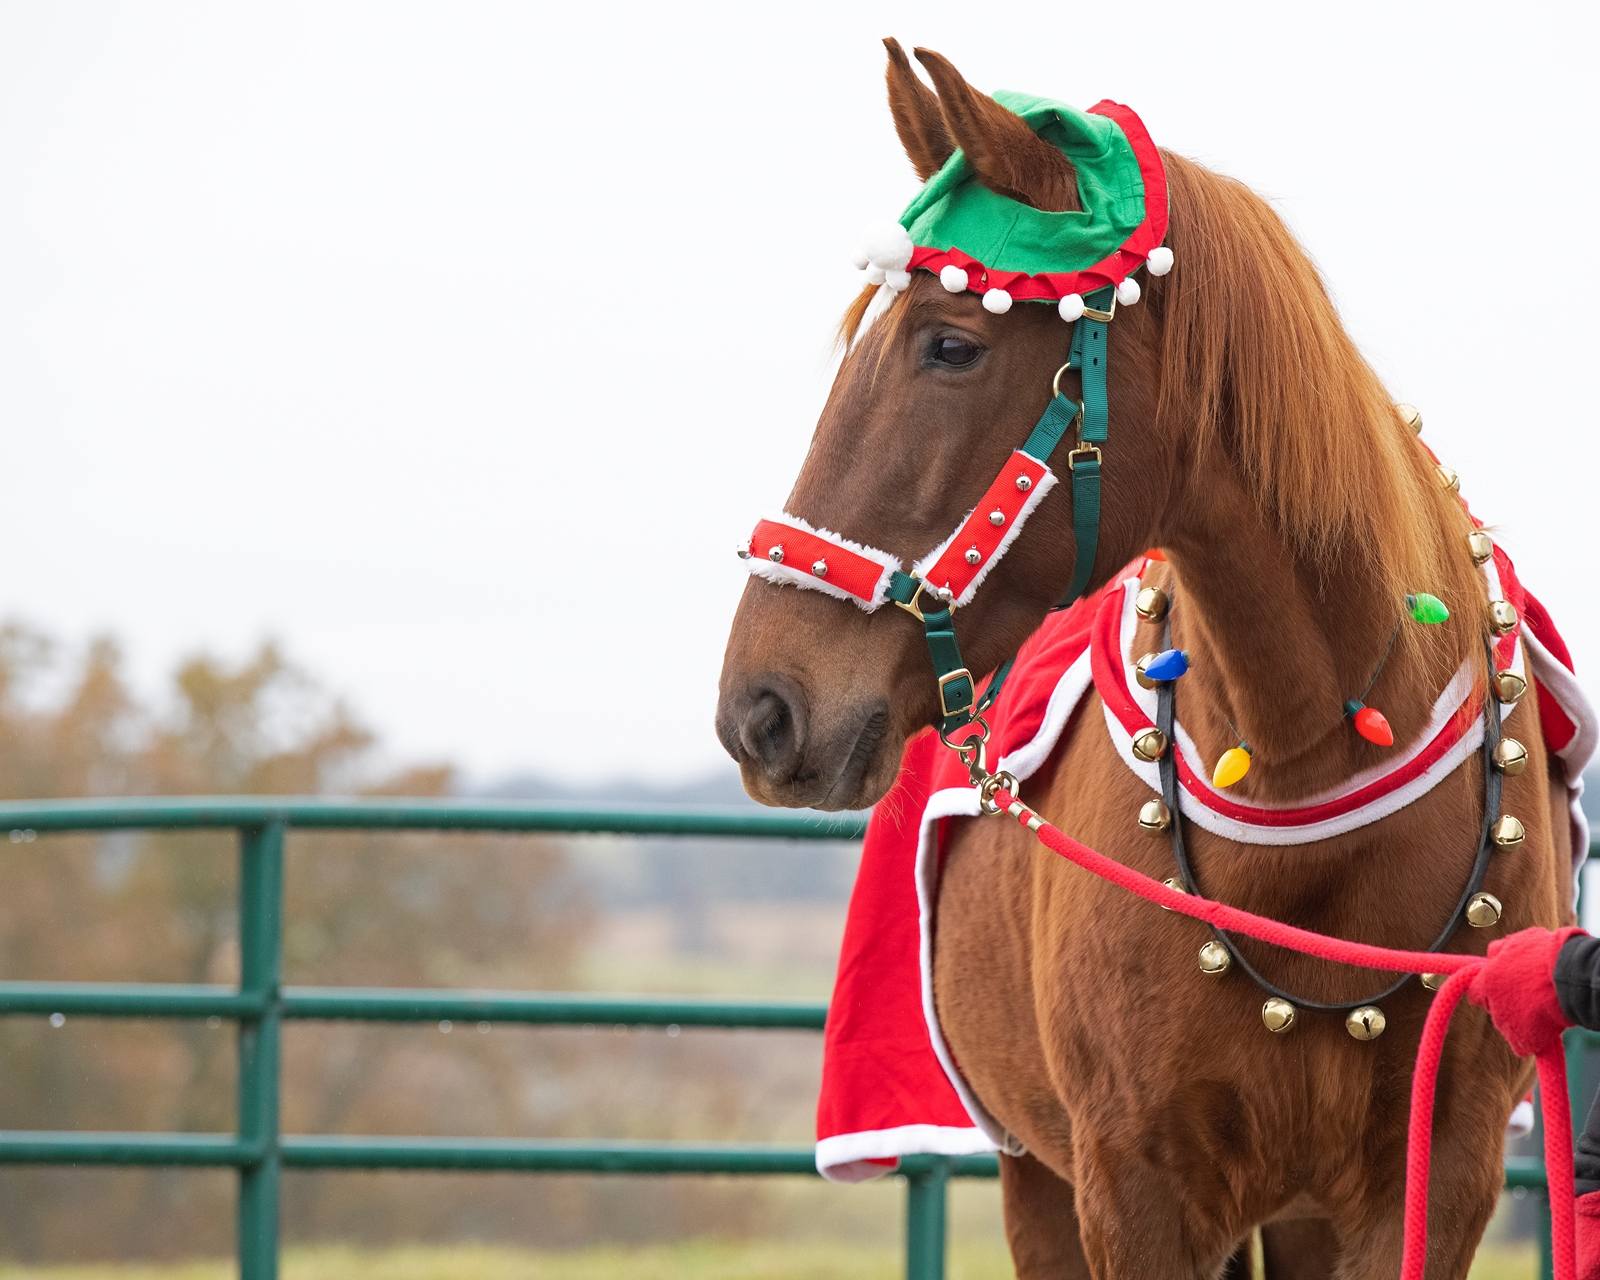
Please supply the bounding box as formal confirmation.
[0,630,841,1261]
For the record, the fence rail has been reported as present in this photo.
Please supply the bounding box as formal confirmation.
[0,798,1575,1280]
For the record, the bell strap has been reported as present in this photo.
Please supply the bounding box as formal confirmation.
[1154,631,1504,1013]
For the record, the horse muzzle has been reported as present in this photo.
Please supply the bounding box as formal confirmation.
[715,671,894,811]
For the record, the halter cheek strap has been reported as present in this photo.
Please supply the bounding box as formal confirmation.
[741,287,1116,740]
[1057,292,1111,606]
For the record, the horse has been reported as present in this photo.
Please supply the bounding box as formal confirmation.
[715,42,1573,1279]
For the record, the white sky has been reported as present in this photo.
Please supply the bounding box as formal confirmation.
[0,2,1595,787]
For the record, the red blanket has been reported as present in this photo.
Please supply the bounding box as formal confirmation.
[816,550,1596,1181]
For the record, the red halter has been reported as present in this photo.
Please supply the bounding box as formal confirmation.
[741,450,1056,611]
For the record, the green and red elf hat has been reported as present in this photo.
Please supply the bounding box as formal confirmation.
[851,94,1169,318]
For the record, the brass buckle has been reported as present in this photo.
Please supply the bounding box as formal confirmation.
[937,667,974,720]
[1067,444,1102,471]
[1081,295,1116,323]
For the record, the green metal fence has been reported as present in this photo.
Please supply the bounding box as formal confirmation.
[0,798,1581,1278]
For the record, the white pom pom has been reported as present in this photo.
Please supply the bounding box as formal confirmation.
[1146,246,1173,276]
[884,269,911,292]
[1116,276,1142,306]
[851,251,871,271]
[864,265,887,286]
[1058,293,1085,322]
[939,264,970,293]
[861,222,914,272]
[982,288,1013,315]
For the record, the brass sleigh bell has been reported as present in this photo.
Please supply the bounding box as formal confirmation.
[1493,671,1527,704]
[1490,814,1525,848]
[1132,729,1169,763]
[1135,587,1169,622]
[1395,403,1422,435]
[1491,740,1527,777]
[1465,892,1503,928]
[1489,601,1519,636]
[1198,941,1231,975]
[1261,998,1297,1034]
[1137,799,1172,836]
[1467,530,1494,566]
[1134,653,1161,690]
[1345,1005,1386,1041]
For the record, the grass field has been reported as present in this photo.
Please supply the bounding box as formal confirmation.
[0,1240,1543,1280]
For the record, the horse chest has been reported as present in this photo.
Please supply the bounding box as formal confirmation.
[932,688,1546,1179]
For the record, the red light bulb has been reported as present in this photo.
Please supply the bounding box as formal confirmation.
[1347,702,1393,746]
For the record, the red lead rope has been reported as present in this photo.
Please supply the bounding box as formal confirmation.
[994,790,1575,1280]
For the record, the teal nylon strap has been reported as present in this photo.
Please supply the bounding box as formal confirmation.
[887,570,921,607]
[1021,390,1081,461]
[1058,458,1102,607]
[1054,288,1112,607]
[1075,295,1111,447]
[893,286,1114,736]
[921,605,975,731]
[975,654,1016,716]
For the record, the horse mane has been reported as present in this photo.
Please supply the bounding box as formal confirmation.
[836,284,880,351]
[1158,152,1482,667]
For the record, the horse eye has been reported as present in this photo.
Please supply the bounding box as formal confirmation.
[932,336,983,368]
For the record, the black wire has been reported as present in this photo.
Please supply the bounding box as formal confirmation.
[1355,613,1405,705]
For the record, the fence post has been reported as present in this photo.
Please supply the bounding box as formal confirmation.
[905,1157,950,1280]
[238,822,285,1280]
[1539,1188,1554,1280]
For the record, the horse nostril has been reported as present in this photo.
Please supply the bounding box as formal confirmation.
[741,684,807,780]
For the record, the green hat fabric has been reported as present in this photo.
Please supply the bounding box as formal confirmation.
[854,96,1169,316]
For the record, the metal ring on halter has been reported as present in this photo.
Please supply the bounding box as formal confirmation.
[1051,362,1080,402]
[938,716,990,753]
[893,576,955,625]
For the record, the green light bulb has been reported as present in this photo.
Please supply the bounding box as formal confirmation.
[1406,593,1449,624]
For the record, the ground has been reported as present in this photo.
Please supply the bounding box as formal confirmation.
[0,1240,1544,1280]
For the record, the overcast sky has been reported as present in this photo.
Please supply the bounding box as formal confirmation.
[0,2,1595,789]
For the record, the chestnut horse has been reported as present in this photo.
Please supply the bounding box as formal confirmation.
[716,44,1571,1279]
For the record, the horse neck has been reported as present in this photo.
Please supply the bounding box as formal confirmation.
[1155,460,1479,804]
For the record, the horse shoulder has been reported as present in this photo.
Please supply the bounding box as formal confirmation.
[934,689,1180,1166]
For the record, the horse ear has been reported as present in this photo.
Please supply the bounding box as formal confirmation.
[912,48,1080,213]
[884,38,952,181]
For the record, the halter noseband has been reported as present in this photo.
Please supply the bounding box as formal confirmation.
[741,286,1116,746]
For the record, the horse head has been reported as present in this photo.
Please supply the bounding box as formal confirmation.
[716,45,1172,811]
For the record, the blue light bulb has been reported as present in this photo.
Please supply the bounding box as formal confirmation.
[1143,649,1189,682]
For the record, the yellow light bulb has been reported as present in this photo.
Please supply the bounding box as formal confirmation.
[1213,746,1252,788]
